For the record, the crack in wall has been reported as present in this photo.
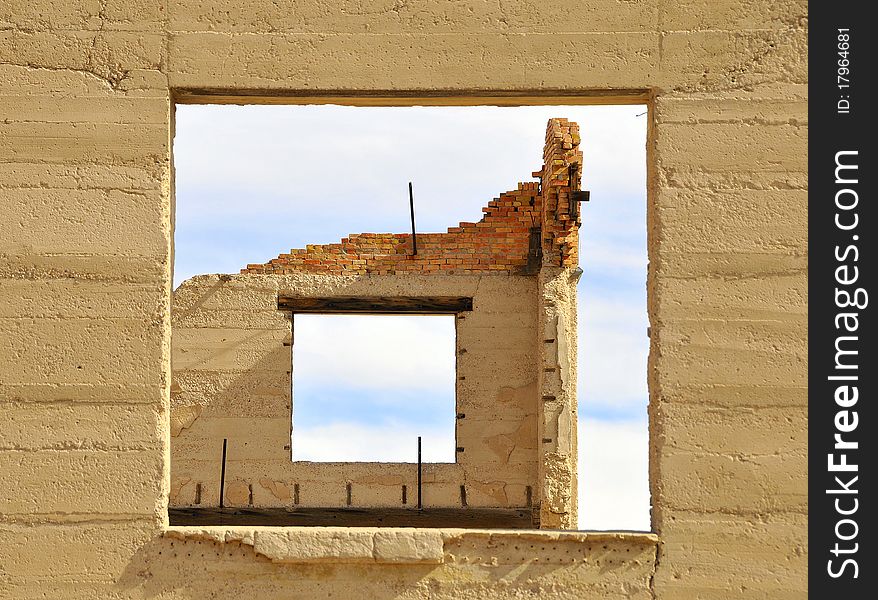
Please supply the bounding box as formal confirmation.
[648,541,661,600]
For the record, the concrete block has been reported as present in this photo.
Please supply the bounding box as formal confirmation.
[373,530,443,563]
[1,402,163,451]
[2,318,164,386]
[0,450,163,515]
[0,521,156,581]
[655,450,806,514]
[655,511,807,597]
[2,188,166,256]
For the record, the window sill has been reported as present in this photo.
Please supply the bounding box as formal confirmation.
[164,526,658,565]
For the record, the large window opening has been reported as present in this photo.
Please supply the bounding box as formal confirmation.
[291,314,457,463]
[171,103,648,530]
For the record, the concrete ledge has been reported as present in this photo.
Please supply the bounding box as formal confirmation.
[165,526,657,565]
[165,527,445,564]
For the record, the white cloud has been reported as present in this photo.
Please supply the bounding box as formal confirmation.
[172,104,648,284]
[578,295,649,414]
[581,296,646,327]
[579,242,648,273]
[294,421,455,463]
[578,418,651,531]
[293,314,456,395]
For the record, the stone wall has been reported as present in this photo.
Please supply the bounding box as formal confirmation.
[1,0,807,598]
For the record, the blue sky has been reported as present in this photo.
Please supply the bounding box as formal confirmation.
[174,104,649,530]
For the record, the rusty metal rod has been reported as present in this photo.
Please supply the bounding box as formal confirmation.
[417,436,422,510]
[409,182,418,255]
[219,438,228,508]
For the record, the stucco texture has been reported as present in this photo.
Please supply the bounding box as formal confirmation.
[170,274,544,511]
[1,0,806,598]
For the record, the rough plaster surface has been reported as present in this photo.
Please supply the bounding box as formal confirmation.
[170,273,543,510]
[1,0,807,597]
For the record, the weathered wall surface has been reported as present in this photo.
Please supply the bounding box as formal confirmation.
[1,0,806,598]
[170,274,542,511]
[170,275,293,507]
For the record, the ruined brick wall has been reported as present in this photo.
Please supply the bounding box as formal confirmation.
[540,118,583,268]
[1,1,806,598]
[240,122,580,278]
[170,119,581,523]
[241,184,542,276]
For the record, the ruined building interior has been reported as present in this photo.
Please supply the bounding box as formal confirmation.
[170,118,584,529]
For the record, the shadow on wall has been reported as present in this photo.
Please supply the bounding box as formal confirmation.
[115,529,657,597]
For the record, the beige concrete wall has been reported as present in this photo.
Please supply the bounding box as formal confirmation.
[170,275,293,507]
[170,273,541,510]
[1,0,807,598]
[536,267,580,529]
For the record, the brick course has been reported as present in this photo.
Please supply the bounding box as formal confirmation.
[241,118,582,276]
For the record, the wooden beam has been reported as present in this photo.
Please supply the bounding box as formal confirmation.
[277,296,473,314]
[173,89,651,107]
[169,506,535,528]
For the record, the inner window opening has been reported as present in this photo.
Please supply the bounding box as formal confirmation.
[290,313,457,463]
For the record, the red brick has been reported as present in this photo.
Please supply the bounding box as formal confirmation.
[238,119,581,277]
